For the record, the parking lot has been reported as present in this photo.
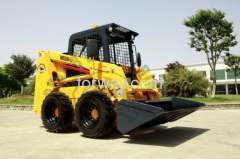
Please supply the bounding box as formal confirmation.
[0,110,240,159]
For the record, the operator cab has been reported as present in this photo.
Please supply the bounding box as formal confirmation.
[67,23,140,81]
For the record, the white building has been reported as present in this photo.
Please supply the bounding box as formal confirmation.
[150,61,240,95]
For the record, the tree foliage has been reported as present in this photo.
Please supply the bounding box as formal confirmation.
[165,61,185,72]
[163,68,210,98]
[222,53,240,95]
[183,8,237,97]
[24,76,35,95]
[6,54,36,94]
[0,65,20,97]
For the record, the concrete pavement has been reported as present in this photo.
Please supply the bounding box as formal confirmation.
[0,110,240,159]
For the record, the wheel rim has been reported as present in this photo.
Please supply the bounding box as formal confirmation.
[45,102,59,125]
[81,100,99,129]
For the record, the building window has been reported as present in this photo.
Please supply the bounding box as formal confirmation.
[210,69,225,80]
[159,75,163,81]
[201,71,206,76]
[215,85,226,95]
[228,84,240,94]
[227,69,240,79]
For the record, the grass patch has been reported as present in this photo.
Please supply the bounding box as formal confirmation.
[160,95,240,104]
[0,94,34,105]
[1,94,240,105]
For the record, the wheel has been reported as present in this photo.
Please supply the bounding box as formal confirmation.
[41,92,72,132]
[75,90,115,138]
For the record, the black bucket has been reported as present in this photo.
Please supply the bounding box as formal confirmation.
[117,98,205,134]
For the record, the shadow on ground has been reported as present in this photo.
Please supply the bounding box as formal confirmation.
[41,123,80,134]
[41,124,209,147]
[92,125,209,147]
[123,126,209,147]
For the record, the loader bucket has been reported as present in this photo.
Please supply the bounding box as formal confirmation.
[117,98,205,134]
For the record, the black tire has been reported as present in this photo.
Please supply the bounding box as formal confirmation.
[75,90,115,138]
[41,92,73,132]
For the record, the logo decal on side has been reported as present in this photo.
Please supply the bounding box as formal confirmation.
[60,56,73,62]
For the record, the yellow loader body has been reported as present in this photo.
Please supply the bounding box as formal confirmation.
[33,50,159,116]
[33,23,204,138]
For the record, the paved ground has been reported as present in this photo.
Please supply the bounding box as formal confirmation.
[0,110,240,159]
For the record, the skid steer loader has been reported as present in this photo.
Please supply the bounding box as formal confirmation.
[33,23,205,138]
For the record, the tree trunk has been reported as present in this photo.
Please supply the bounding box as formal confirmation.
[235,75,238,95]
[21,80,24,94]
[5,88,10,97]
[212,69,216,98]
[21,85,24,94]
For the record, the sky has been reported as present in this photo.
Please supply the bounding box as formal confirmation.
[0,0,240,68]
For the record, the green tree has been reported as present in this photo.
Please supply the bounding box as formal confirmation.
[183,8,238,98]
[6,54,36,94]
[163,68,210,98]
[0,65,20,97]
[222,53,240,95]
[0,67,6,97]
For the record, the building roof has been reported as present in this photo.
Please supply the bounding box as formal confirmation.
[150,60,225,71]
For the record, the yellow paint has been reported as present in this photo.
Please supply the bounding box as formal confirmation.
[55,74,93,85]
[33,50,159,123]
[92,25,99,28]
[73,51,77,56]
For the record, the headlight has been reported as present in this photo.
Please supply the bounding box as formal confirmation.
[131,35,135,40]
[108,26,113,32]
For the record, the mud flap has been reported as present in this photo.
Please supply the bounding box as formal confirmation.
[117,98,205,134]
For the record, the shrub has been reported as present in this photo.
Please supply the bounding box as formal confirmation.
[163,68,210,97]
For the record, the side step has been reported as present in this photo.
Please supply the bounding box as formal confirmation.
[117,98,205,134]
